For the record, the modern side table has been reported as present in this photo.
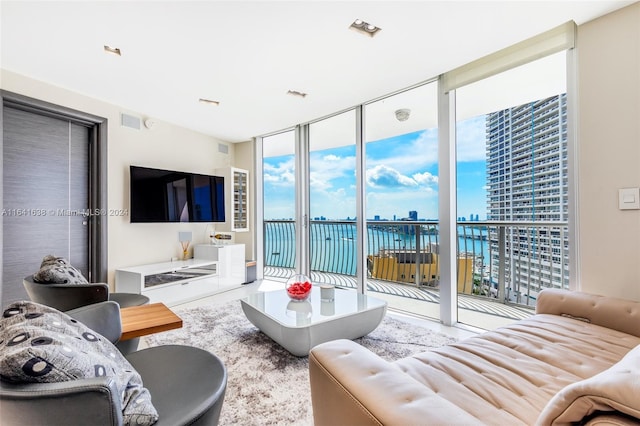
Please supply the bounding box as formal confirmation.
[120,302,183,341]
[241,288,387,356]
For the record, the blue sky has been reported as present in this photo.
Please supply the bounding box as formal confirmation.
[263,115,488,221]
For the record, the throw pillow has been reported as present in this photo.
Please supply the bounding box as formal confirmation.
[32,255,89,284]
[0,301,158,426]
[536,344,640,425]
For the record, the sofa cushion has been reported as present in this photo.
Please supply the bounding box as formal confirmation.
[392,314,640,425]
[0,301,158,426]
[32,255,88,285]
[536,344,640,425]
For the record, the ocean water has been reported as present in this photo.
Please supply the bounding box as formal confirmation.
[264,222,489,276]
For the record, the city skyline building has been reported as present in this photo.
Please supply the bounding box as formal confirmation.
[486,94,570,301]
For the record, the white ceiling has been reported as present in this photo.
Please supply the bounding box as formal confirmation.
[1,1,633,143]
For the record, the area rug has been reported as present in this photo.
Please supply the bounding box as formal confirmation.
[144,299,458,425]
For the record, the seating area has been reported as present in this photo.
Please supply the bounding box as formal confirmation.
[23,255,151,354]
[0,300,227,426]
[23,274,149,312]
[21,255,149,312]
[1,255,227,426]
[3,279,640,425]
[309,289,640,425]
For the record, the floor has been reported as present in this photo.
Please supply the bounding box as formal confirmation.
[140,278,480,350]
[265,266,535,331]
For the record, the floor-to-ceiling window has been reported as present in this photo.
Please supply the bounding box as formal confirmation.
[364,82,440,319]
[454,51,570,328]
[262,130,297,279]
[308,110,357,281]
[259,22,576,329]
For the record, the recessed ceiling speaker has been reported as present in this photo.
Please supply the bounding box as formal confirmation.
[121,113,141,130]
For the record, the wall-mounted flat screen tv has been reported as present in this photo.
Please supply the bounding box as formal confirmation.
[130,165,225,223]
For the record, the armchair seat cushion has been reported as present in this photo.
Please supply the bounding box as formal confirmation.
[127,345,227,426]
[109,292,150,308]
[0,301,158,425]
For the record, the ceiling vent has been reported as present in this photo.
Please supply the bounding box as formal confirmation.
[103,45,121,56]
[199,98,220,106]
[121,113,141,130]
[287,90,307,98]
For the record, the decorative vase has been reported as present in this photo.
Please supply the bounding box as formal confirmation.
[285,274,312,301]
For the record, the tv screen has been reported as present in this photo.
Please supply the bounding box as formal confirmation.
[130,166,225,223]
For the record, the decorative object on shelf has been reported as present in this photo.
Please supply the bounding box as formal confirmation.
[285,274,312,301]
[205,224,216,244]
[212,233,232,245]
[178,231,192,260]
[320,284,335,302]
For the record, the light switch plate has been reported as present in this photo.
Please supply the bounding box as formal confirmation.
[618,187,640,210]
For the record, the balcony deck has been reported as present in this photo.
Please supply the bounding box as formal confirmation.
[264,266,534,329]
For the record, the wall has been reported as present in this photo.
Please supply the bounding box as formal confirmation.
[1,70,237,288]
[576,2,640,301]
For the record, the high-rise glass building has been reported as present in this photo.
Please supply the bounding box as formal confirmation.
[486,94,569,302]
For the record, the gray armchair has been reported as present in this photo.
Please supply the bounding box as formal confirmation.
[23,275,150,353]
[0,301,227,426]
[23,275,150,311]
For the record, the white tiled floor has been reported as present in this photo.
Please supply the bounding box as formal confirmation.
[162,279,479,341]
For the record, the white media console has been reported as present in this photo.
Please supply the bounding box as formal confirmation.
[115,244,246,306]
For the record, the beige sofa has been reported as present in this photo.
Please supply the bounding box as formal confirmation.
[309,289,640,425]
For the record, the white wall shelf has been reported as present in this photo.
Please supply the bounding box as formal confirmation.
[116,258,230,306]
[217,167,249,232]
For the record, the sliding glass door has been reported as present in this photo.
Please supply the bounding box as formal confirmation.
[308,110,358,284]
[455,51,569,328]
[364,82,440,319]
[262,130,297,280]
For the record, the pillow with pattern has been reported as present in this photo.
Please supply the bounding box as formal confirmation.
[0,301,159,426]
[32,255,89,285]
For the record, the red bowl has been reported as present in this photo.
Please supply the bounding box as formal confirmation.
[286,281,312,301]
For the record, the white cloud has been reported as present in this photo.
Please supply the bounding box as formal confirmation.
[413,171,438,185]
[309,152,355,192]
[367,164,417,189]
[264,157,295,187]
[367,129,439,171]
[456,115,487,162]
[366,164,439,191]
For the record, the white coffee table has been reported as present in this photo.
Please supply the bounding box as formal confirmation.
[240,287,387,356]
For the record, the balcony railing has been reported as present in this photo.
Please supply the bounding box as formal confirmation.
[264,220,570,308]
